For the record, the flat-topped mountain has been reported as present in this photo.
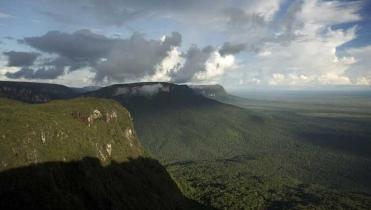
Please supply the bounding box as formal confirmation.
[0,81,77,103]
[86,82,215,110]
[0,81,103,103]
[190,84,228,98]
[85,82,263,161]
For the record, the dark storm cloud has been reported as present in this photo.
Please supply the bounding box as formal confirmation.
[94,31,182,82]
[219,42,246,56]
[6,66,64,79]
[3,51,40,66]
[8,28,246,82]
[9,30,182,81]
[171,45,214,83]
[24,30,115,60]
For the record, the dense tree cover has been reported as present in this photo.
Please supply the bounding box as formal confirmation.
[168,159,371,210]
[88,83,371,209]
[1,81,371,209]
[0,98,209,210]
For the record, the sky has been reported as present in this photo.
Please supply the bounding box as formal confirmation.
[0,0,370,88]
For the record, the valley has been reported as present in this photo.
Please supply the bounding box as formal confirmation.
[1,81,371,209]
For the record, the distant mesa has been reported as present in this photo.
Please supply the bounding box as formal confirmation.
[0,81,103,103]
[190,84,228,98]
[0,80,230,103]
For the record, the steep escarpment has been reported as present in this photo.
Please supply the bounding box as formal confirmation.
[0,98,209,210]
[0,97,141,168]
[86,82,264,162]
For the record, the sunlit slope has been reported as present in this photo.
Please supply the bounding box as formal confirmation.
[0,97,209,210]
[0,97,142,169]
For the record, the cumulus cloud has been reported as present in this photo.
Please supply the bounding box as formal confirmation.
[147,47,184,82]
[345,46,371,85]
[2,0,368,87]
[6,29,237,84]
[94,31,182,82]
[170,45,214,83]
[194,51,236,83]
[236,0,365,86]
[3,51,40,67]
[9,30,184,81]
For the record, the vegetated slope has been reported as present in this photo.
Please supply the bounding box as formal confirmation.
[3,81,371,209]
[165,90,371,210]
[86,82,266,162]
[0,97,209,210]
[87,83,371,209]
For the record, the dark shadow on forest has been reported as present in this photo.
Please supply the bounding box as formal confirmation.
[0,157,215,210]
[297,127,371,158]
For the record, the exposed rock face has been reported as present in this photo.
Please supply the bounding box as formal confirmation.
[106,144,112,156]
[41,131,46,143]
[88,109,102,126]
[125,128,135,147]
[105,111,117,122]
[73,109,119,127]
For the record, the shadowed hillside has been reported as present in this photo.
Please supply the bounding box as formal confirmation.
[0,157,210,210]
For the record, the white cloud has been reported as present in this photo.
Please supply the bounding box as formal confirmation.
[345,45,371,85]
[147,47,184,82]
[235,0,365,86]
[0,54,18,80]
[2,0,368,88]
[193,51,236,83]
[0,66,19,80]
[54,67,95,87]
